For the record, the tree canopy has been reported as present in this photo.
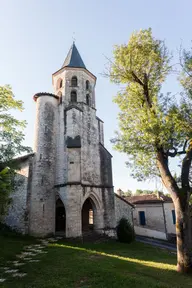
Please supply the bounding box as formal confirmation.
[110,29,192,182]
[0,85,31,218]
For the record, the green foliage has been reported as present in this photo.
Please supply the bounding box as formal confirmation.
[122,189,133,197]
[180,48,192,98]
[135,189,164,195]
[135,189,153,195]
[110,28,171,86]
[110,29,192,181]
[0,168,14,219]
[0,85,31,219]
[0,85,31,163]
[116,217,135,243]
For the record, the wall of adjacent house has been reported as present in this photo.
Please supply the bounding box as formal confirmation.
[134,226,167,240]
[115,194,133,226]
[4,158,32,234]
[163,202,176,235]
[133,203,167,240]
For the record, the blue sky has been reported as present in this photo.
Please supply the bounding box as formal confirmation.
[0,0,191,192]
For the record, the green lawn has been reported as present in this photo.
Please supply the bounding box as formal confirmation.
[0,232,192,288]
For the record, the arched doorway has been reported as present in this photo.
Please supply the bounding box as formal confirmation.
[82,198,94,232]
[55,199,66,233]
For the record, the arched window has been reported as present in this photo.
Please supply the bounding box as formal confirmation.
[86,80,90,90]
[57,78,63,89]
[57,91,62,97]
[86,94,90,106]
[71,90,77,102]
[71,76,77,87]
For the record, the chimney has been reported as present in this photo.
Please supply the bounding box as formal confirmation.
[117,189,123,196]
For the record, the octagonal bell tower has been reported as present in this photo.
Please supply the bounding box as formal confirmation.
[53,43,96,108]
[52,43,115,238]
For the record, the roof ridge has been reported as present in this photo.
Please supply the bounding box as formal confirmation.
[125,193,172,204]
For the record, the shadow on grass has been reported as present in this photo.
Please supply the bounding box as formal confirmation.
[1,239,192,288]
[35,241,192,288]
[60,239,177,264]
[53,242,176,270]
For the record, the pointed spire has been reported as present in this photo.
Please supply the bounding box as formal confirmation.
[62,43,86,69]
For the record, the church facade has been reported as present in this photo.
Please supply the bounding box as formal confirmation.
[4,43,123,238]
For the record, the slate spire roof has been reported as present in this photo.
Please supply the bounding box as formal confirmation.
[62,42,86,69]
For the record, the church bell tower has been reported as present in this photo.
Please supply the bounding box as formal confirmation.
[30,43,116,238]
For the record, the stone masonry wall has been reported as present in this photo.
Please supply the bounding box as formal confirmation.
[53,68,96,108]
[29,95,58,236]
[115,194,133,226]
[4,158,31,234]
[58,185,105,238]
[81,105,101,185]
[52,66,116,238]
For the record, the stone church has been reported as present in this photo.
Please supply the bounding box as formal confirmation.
[4,43,133,238]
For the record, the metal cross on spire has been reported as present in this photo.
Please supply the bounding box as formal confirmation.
[72,32,76,44]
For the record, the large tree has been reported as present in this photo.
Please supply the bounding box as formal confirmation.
[109,28,192,273]
[0,85,31,220]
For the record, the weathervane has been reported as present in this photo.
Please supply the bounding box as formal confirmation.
[72,32,76,44]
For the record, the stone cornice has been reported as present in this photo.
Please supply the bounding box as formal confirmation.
[52,66,97,82]
[33,92,59,102]
[55,182,114,189]
[65,105,83,113]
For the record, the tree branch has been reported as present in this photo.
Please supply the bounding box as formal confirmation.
[167,140,188,158]
[143,73,152,108]
[156,148,179,201]
[181,140,192,191]
[167,147,177,157]
[131,71,144,86]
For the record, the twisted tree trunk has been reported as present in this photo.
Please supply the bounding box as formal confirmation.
[174,199,192,273]
[157,149,192,273]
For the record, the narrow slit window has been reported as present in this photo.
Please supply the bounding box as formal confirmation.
[71,91,77,102]
[86,80,90,90]
[86,94,90,106]
[71,76,77,87]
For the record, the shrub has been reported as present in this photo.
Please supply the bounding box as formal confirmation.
[116,217,135,243]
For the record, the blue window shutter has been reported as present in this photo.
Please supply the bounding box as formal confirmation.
[139,211,146,226]
[172,210,176,225]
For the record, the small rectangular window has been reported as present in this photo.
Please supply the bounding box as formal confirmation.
[172,210,176,225]
[139,211,146,226]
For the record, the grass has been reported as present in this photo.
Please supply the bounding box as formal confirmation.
[0,226,37,267]
[0,231,192,288]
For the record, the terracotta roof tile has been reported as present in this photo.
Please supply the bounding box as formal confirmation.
[125,193,172,204]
